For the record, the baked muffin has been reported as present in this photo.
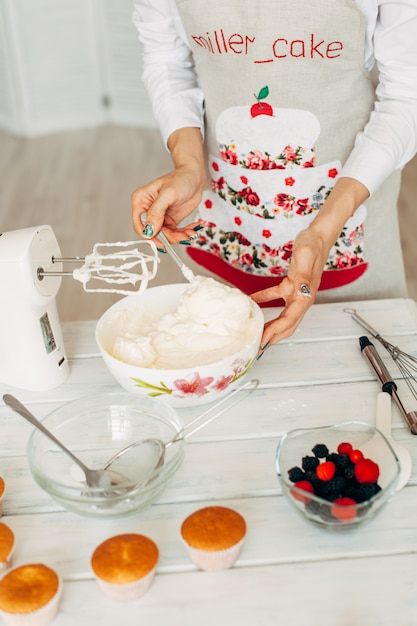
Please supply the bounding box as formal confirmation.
[0,563,62,626]
[91,533,159,601]
[180,505,247,571]
[0,477,5,516]
[0,522,15,575]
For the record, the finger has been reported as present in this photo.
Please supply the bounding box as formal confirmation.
[264,295,313,345]
[159,222,204,245]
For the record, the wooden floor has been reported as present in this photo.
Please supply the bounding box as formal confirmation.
[0,124,416,322]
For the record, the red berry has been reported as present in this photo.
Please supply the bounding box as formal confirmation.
[290,480,314,503]
[337,442,353,455]
[349,449,364,464]
[331,497,357,521]
[354,458,380,483]
[316,461,336,481]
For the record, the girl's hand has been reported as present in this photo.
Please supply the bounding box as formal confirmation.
[131,127,206,244]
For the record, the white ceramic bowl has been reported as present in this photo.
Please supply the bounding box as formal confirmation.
[27,392,185,518]
[95,283,264,408]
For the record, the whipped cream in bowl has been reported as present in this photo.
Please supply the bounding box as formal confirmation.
[96,277,264,407]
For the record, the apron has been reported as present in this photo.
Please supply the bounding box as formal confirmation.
[175,0,407,303]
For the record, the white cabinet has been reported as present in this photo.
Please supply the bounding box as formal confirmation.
[0,0,155,136]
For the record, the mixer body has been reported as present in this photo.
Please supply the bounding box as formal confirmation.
[0,225,69,390]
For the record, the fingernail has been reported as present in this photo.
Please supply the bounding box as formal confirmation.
[156,247,167,254]
[179,240,191,246]
[193,224,204,231]
[260,341,270,351]
[142,224,154,238]
[256,351,264,361]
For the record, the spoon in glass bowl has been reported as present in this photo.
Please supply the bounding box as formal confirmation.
[103,378,259,486]
[3,394,129,491]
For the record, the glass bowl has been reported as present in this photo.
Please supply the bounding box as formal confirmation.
[276,421,401,530]
[26,392,185,518]
[95,283,264,408]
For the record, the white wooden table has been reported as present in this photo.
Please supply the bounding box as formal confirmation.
[1,298,417,626]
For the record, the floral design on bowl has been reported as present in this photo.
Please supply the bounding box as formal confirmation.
[131,356,255,400]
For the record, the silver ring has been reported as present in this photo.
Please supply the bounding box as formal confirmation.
[300,284,311,297]
[189,233,199,241]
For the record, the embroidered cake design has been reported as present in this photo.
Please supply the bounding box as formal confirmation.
[194,87,366,277]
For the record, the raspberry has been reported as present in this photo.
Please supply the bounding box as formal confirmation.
[302,455,319,471]
[337,442,353,455]
[349,449,364,464]
[331,497,357,521]
[354,458,380,484]
[290,480,314,503]
[312,443,329,458]
[316,461,336,481]
[288,467,305,483]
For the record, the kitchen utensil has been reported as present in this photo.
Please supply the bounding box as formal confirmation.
[3,394,129,490]
[359,335,417,435]
[374,392,412,491]
[157,230,195,282]
[0,225,69,390]
[346,307,417,401]
[26,392,185,518]
[39,239,160,296]
[103,378,259,485]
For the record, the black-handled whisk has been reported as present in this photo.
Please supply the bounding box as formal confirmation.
[346,307,417,403]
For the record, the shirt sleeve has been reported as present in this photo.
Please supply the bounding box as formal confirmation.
[132,0,205,148]
[341,0,417,195]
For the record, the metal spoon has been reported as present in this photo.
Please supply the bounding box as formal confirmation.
[3,394,129,490]
[157,230,195,282]
[103,379,259,485]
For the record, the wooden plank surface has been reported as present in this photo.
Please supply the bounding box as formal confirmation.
[0,298,416,625]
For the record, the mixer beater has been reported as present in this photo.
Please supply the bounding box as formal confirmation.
[0,225,161,391]
[38,239,160,296]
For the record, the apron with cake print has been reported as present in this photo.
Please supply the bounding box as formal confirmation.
[175,0,407,304]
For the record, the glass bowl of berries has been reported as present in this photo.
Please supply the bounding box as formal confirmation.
[276,421,401,529]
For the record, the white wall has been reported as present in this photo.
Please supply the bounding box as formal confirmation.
[0,0,156,136]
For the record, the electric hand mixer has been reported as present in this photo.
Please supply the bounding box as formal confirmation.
[0,225,161,391]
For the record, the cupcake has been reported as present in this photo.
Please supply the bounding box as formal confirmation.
[0,563,62,626]
[91,533,159,602]
[0,477,5,517]
[180,505,247,571]
[0,522,15,575]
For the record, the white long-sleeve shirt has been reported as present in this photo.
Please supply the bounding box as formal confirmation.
[132,0,417,195]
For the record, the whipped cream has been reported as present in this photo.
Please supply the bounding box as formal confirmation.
[111,276,261,369]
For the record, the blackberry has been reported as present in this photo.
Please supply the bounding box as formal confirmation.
[355,482,381,503]
[316,475,346,500]
[344,480,359,501]
[342,461,355,480]
[304,470,321,489]
[330,453,351,471]
[305,500,322,516]
[288,466,305,483]
[326,452,340,465]
[312,443,329,458]
[301,455,319,471]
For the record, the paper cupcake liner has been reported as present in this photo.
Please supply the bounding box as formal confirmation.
[95,567,156,602]
[0,576,62,626]
[0,552,13,577]
[182,537,245,571]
